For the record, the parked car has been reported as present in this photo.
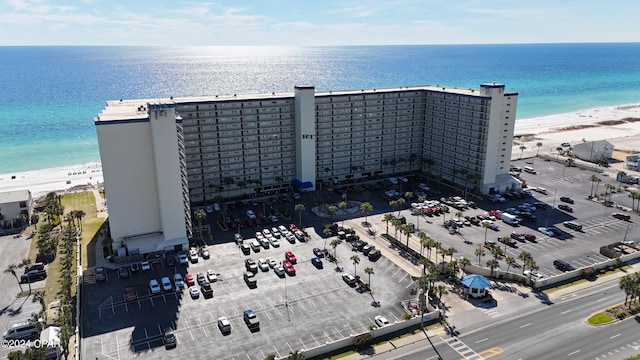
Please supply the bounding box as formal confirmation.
[173,273,184,289]
[124,286,137,301]
[313,248,325,258]
[163,327,177,349]
[374,316,390,327]
[534,187,548,194]
[559,196,574,204]
[311,257,323,268]
[285,250,297,264]
[246,210,257,219]
[558,204,573,212]
[188,286,200,299]
[200,248,210,259]
[612,213,631,221]
[537,227,554,236]
[245,259,258,273]
[149,279,161,294]
[218,317,231,334]
[258,258,270,272]
[342,273,357,286]
[274,265,285,277]
[118,266,130,279]
[510,232,525,242]
[95,267,106,282]
[206,269,218,282]
[283,261,296,275]
[523,233,537,242]
[189,249,199,263]
[178,253,188,265]
[161,277,173,291]
[196,272,206,286]
[141,261,151,271]
[185,273,195,286]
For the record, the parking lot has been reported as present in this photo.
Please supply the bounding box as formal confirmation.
[81,223,414,359]
[376,158,638,280]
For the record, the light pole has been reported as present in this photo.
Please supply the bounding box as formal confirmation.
[623,223,631,243]
[284,274,290,322]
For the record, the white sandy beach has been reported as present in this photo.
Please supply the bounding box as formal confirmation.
[2,103,640,199]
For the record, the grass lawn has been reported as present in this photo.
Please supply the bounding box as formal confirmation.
[587,312,614,325]
[33,191,105,313]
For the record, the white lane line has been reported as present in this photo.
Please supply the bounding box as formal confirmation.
[520,323,531,328]
[561,310,572,315]
[476,338,488,343]
[610,334,621,339]
[568,350,580,356]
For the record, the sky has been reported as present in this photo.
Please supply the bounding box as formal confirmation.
[1,0,639,46]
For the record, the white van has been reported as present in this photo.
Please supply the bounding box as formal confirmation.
[524,166,536,174]
[3,322,40,340]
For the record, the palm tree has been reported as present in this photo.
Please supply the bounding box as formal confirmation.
[486,259,499,277]
[535,142,543,156]
[482,221,491,244]
[359,202,373,226]
[327,206,338,216]
[518,251,533,274]
[418,257,430,275]
[499,235,511,252]
[264,354,277,360]
[504,256,516,276]
[458,256,471,271]
[74,209,86,232]
[426,238,436,261]
[474,246,485,266]
[350,255,360,278]
[433,242,443,270]
[417,232,428,257]
[619,274,634,305]
[30,214,39,230]
[286,350,305,360]
[404,192,415,204]
[194,208,207,238]
[389,200,399,215]
[604,183,616,202]
[519,145,527,159]
[391,217,402,239]
[294,204,306,229]
[339,201,348,227]
[382,213,394,235]
[364,267,374,289]
[395,198,406,214]
[330,238,342,259]
[446,247,457,263]
[5,264,23,292]
[525,259,539,281]
[401,223,415,247]
[593,175,602,198]
[433,284,447,306]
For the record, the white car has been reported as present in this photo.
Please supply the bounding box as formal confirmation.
[258,258,270,272]
[269,215,279,223]
[178,253,188,265]
[271,227,281,238]
[141,261,151,271]
[374,316,390,327]
[278,225,287,233]
[270,238,280,247]
[246,210,257,219]
[213,203,221,212]
[267,257,278,268]
[149,279,161,294]
[524,270,544,279]
[205,205,213,213]
[189,249,199,263]
[537,227,554,236]
[534,187,548,194]
[388,177,399,185]
[173,273,184,289]
[418,183,430,191]
[189,286,200,298]
[218,317,231,334]
[262,229,271,237]
[207,269,218,283]
[161,277,173,291]
[274,266,285,277]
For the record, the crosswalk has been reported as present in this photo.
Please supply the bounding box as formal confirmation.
[441,336,484,359]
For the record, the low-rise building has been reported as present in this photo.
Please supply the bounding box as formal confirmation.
[625,153,640,171]
[572,140,614,162]
[0,190,33,230]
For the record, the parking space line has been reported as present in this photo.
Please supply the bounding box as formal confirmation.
[319,296,328,304]
[202,326,208,337]
[391,268,402,277]
[184,318,189,328]
[335,327,344,338]
[263,310,272,320]
[298,301,306,310]
[405,281,415,289]
[189,330,195,341]
[273,345,281,358]
[299,338,307,350]
[398,273,409,282]
[273,306,282,317]
[311,334,320,346]
[345,323,356,335]
[287,342,294,353]
[357,320,367,331]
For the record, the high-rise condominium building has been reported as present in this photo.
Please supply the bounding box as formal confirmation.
[95,83,518,255]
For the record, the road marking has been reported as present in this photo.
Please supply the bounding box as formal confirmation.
[477,347,504,359]
[610,334,621,339]
[561,310,572,314]
[202,326,208,337]
[568,350,580,356]
[520,323,531,328]
[476,338,488,343]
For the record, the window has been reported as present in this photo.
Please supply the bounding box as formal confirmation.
[19,201,27,208]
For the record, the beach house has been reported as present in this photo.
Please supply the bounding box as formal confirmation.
[625,153,640,171]
[0,189,33,231]
[95,83,518,255]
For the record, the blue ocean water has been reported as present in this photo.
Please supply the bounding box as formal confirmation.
[1,43,639,174]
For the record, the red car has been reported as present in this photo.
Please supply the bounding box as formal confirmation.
[283,261,296,275]
[289,224,298,232]
[489,209,502,219]
[185,273,195,286]
[285,250,297,264]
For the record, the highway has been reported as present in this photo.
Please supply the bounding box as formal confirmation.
[364,280,640,360]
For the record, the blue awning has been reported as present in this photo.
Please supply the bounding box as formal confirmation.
[292,179,314,191]
[461,274,491,289]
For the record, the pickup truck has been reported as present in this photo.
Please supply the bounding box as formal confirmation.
[243,310,260,330]
[21,269,47,283]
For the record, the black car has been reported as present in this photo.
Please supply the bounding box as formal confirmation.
[510,232,525,242]
[166,255,175,267]
[313,248,325,258]
[558,204,573,212]
[163,328,177,349]
[559,196,574,204]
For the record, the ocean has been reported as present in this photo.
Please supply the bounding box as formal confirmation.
[1,43,639,174]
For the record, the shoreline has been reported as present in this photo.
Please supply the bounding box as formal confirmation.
[2,103,640,199]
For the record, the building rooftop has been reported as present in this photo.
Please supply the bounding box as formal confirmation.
[0,190,31,203]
